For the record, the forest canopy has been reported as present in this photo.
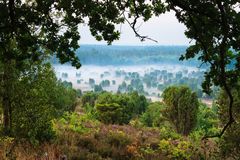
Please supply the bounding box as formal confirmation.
[51,45,201,66]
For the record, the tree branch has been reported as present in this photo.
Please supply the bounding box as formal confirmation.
[123,1,158,43]
[202,0,235,139]
[124,14,158,43]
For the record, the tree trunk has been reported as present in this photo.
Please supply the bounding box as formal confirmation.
[2,59,14,135]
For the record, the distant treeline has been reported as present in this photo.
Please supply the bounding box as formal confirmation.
[51,45,202,66]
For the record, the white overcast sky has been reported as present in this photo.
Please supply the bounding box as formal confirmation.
[79,11,191,46]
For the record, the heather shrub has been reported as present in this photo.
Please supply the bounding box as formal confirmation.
[107,130,132,148]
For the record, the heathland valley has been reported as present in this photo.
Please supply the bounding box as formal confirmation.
[53,45,213,103]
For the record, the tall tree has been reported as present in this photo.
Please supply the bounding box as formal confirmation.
[0,0,127,135]
[127,0,240,138]
[162,86,199,135]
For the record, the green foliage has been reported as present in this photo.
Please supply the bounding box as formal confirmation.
[11,64,55,144]
[0,0,127,68]
[162,86,199,135]
[11,64,77,144]
[159,127,182,140]
[159,139,193,160]
[79,91,148,124]
[140,102,166,127]
[61,81,73,88]
[81,91,98,107]
[217,87,240,158]
[170,1,240,94]
[195,103,219,135]
[95,103,124,124]
[76,89,82,97]
[53,112,99,135]
[0,0,130,136]
[129,118,144,128]
[95,92,148,124]
[130,92,148,115]
[166,0,240,142]
[52,83,77,116]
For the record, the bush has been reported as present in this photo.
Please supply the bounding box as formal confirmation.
[53,112,99,135]
[94,92,148,124]
[159,139,193,160]
[195,103,219,135]
[140,102,166,127]
[81,92,98,107]
[95,103,124,124]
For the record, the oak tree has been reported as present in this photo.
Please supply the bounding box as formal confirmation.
[0,0,126,134]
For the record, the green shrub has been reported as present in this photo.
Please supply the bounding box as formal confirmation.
[95,103,124,124]
[159,127,181,140]
[81,92,98,107]
[129,118,144,128]
[94,92,148,124]
[195,103,219,135]
[140,102,166,127]
[159,139,193,160]
[53,112,99,134]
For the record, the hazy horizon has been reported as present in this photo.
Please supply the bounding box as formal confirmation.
[77,44,189,47]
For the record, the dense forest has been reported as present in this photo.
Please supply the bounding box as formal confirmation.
[0,0,240,160]
[51,45,200,66]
